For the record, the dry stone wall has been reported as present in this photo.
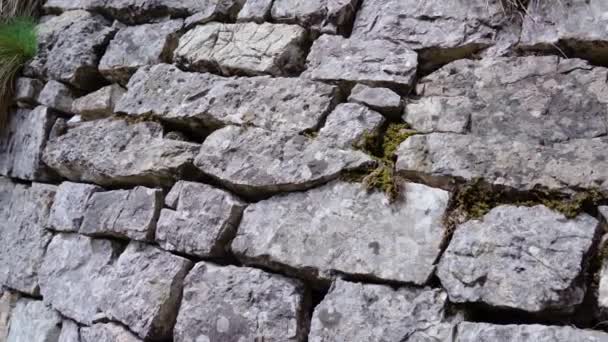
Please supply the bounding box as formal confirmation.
[3,0,608,341]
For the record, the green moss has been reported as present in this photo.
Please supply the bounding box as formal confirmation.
[537,190,603,219]
[382,123,416,161]
[362,162,399,202]
[452,178,499,219]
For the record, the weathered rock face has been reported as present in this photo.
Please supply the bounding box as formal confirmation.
[80,323,142,342]
[37,80,75,114]
[174,22,307,76]
[71,84,125,120]
[48,182,103,232]
[0,291,19,342]
[26,10,116,90]
[317,103,385,149]
[58,320,80,342]
[438,205,599,313]
[6,299,62,342]
[175,262,308,342]
[232,181,449,284]
[157,181,246,257]
[237,0,273,23]
[455,322,608,341]
[0,106,57,182]
[99,20,184,84]
[271,0,359,35]
[304,35,417,90]
[43,118,200,187]
[195,126,374,198]
[99,242,192,340]
[116,64,338,132]
[14,78,43,106]
[183,0,246,27]
[404,96,471,134]
[310,279,456,342]
[347,84,402,118]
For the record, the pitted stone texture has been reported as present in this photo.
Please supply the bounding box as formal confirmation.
[0,106,57,181]
[59,321,80,342]
[0,179,56,295]
[0,291,19,342]
[310,280,455,342]
[72,84,125,120]
[157,181,246,258]
[415,57,608,142]
[304,35,417,90]
[318,103,385,149]
[100,20,184,85]
[438,205,599,313]
[520,0,608,66]
[26,10,115,90]
[37,80,75,114]
[43,118,200,187]
[175,22,307,76]
[15,77,43,106]
[6,299,62,342]
[39,234,118,325]
[348,84,402,118]
[81,323,141,342]
[117,64,337,132]
[232,181,449,284]
[175,262,307,342]
[237,0,273,23]
[81,186,162,241]
[99,242,192,340]
[455,322,608,341]
[271,0,359,35]
[48,182,103,232]
[396,133,608,194]
[195,126,374,198]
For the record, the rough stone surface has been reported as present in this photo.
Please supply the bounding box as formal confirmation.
[0,291,19,342]
[271,0,359,35]
[26,10,116,90]
[600,206,608,222]
[99,242,192,340]
[59,320,80,342]
[175,262,307,342]
[195,126,374,198]
[237,0,273,23]
[14,77,43,106]
[232,181,449,284]
[99,20,184,84]
[304,35,417,90]
[156,181,246,257]
[0,106,57,181]
[72,84,125,120]
[43,118,200,187]
[184,0,246,27]
[455,322,608,341]
[37,80,75,113]
[116,64,338,132]
[80,323,141,342]
[309,279,455,342]
[80,186,162,241]
[0,179,56,295]
[175,22,307,76]
[438,205,599,313]
[6,299,62,342]
[404,97,471,134]
[48,182,103,232]
[317,103,385,149]
[39,234,118,325]
[348,84,402,118]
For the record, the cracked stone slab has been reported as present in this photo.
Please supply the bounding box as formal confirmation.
[455,322,608,341]
[175,22,307,76]
[48,182,103,232]
[396,133,608,194]
[14,78,43,106]
[0,179,57,295]
[0,106,57,182]
[271,0,359,35]
[348,84,402,118]
[195,126,374,198]
[175,262,308,342]
[156,181,246,258]
[232,180,450,284]
[304,35,417,91]
[99,242,192,340]
[6,299,62,342]
[317,103,385,149]
[437,205,600,313]
[309,279,457,342]
[414,57,608,142]
[59,320,80,342]
[43,118,200,187]
[81,323,141,342]
[116,64,338,133]
[99,20,184,85]
[25,10,116,90]
[81,186,163,241]
[72,84,125,120]
[39,234,118,325]
[37,80,76,114]
[237,0,273,23]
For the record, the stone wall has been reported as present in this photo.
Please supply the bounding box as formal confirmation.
[3,0,608,341]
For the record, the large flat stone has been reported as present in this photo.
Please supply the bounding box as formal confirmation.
[194,126,374,198]
[43,118,200,187]
[81,323,141,342]
[6,299,62,342]
[232,180,450,284]
[116,64,338,132]
[270,0,359,35]
[348,84,402,118]
[174,22,307,76]
[317,103,385,149]
[175,262,308,342]
[437,205,600,313]
[455,322,608,341]
[48,182,103,232]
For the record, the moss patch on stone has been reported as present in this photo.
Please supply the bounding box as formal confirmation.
[382,123,416,161]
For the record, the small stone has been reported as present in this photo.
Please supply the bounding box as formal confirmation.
[304,35,417,91]
[317,103,385,149]
[6,299,62,342]
[174,22,307,76]
[59,320,80,342]
[455,322,608,341]
[164,131,187,141]
[48,182,103,232]
[271,0,359,35]
[237,0,273,23]
[156,181,246,257]
[80,323,141,342]
[80,186,162,241]
[437,205,600,313]
[71,84,126,120]
[600,207,608,222]
[0,291,19,342]
[99,242,192,340]
[37,80,76,113]
[232,180,449,284]
[99,20,184,84]
[175,262,308,342]
[347,84,402,118]
[184,0,246,27]
[404,96,471,133]
[49,118,68,139]
[14,77,43,106]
